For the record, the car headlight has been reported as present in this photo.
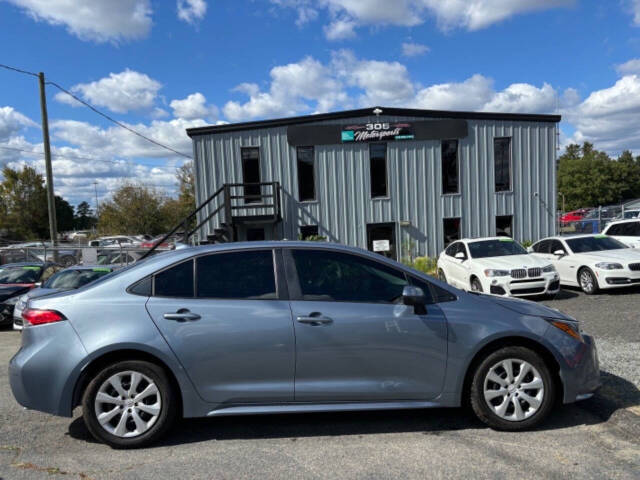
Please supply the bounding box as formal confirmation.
[484,269,510,277]
[544,317,584,343]
[595,262,623,270]
[542,264,556,273]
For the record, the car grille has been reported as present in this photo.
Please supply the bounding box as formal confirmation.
[528,267,542,278]
[629,263,640,271]
[511,269,526,279]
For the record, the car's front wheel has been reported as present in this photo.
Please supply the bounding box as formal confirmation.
[82,360,177,448]
[470,346,556,430]
[470,277,483,292]
[578,267,598,295]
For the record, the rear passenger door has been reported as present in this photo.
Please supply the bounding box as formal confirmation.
[145,249,295,405]
[285,248,448,402]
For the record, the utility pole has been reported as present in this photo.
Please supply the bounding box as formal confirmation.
[93,181,99,232]
[38,72,58,250]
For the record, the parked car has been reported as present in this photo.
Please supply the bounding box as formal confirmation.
[529,234,640,294]
[10,242,600,448]
[89,236,142,248]
[67,231,91,243]
[612,209,640,221]
[0,262,61,328]
[573,206,622,234]
[437,238,560,297]
[1,242,79,267]
[97,250,144,266]
[139,235,175,249]
[559,208,590,226]
[13,265,116,330]
[601,219,640,248]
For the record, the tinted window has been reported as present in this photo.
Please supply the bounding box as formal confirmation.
[445,242,458,257]
[197,250,276,299]
[154,260,194,297]
[441,140,459,194]
[0,266,42,284]
[297,146,315,201]
[548,240,566,254]
[566,236,627,253]
[291,249,408,303]
[241,147,261,203]
[370,143,387,198]
[532,240,549,253]
[494,137,511,192]
[443,218,461,246]
[468,239,527,258]
[606,224,622,235]
[44,268,111,289]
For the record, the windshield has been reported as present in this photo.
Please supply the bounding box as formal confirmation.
[0,266,42,284]
[566,236,628,253]
[43,268,112,289]
[467,239,527,258]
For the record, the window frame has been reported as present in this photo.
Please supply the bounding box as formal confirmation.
[494,137,512,193]
[296,146,316,202]
[441,139,460,195]
[148,248,286,301]
[369,143,389,199]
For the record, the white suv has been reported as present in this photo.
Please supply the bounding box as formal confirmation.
[437,237,560,297]
[601,219,640,248]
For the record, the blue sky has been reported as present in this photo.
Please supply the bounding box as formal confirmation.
[1,0,640,206]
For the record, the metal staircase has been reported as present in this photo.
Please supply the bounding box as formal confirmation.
[141,182,281,258]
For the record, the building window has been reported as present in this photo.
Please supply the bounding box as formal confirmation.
[443,218,461,246]
[370,143,388,198]
[496,215,513,237]
[299,225,319,239]
[241,147,261,203]
[441,139,459,194]
[494,137,511,192]
[296,146,315,201]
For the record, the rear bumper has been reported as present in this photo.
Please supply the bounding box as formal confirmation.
[9,321,87,417]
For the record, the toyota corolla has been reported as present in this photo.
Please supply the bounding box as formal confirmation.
[9,242,600,448]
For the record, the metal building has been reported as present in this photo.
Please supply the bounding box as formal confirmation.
[187,107,560,259]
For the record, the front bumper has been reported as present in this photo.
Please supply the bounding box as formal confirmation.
[595,268,640,289]
[9,321,87,417]
[485,272,560,297]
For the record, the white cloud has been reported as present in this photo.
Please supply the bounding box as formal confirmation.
[272,0,571,38]
[0,106,38,142]
[616,58,640,75]
[482,82,558,113]
[414,74,495,111]
[565,75,640,153]
[5,0,152,43]
[177,0,207,24]
[401,42,430,57]
[630,0,640,25]
[170,92,218,120]
[54,69,162,114]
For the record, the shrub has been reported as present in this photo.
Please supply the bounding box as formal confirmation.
[402,256,438,277]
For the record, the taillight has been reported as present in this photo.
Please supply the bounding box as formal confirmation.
[22,308,66,326]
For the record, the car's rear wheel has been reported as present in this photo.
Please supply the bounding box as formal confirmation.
[82,360,177,448]
[578,267,598,295]
[470,346,556,430]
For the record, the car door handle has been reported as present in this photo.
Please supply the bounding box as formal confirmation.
[296,315,333,326]
[163,309,201,322]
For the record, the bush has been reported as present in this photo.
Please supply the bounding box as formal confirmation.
[298,234,327,241]
[402,256,438,276]
[520,240,533,248]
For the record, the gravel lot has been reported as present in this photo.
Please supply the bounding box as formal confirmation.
[0,288,638,480]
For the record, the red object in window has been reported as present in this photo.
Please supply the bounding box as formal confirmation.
[22,309,66,326]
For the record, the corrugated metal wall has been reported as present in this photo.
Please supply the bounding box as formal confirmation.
[192,114,557,258]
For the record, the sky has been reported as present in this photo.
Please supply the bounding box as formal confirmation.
[1,0,640,208]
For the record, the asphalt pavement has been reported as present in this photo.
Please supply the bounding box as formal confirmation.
[0,288,638,480]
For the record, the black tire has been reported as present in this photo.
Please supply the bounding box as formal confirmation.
[470,346,556,431]
[578,267,598,295]
[470,277,483,292]
[438,269,447,283]
[82,360,177,449]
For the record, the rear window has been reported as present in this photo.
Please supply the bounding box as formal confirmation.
[44,268,111,289]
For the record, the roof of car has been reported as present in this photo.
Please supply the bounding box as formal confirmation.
[458,237,516,243]
[61,264,115,271]
[541,234,607,241]
[0,261,55,268]
[605,218,640,226]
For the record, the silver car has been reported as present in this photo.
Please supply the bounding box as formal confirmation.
[9,242,600,448]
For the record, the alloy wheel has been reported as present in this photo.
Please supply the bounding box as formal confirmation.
[579,270,595,293]
[94,370,162,438]
[483,358,544,422]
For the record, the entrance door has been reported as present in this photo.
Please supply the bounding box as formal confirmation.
[241,147,261,203]
[367,223,396,260]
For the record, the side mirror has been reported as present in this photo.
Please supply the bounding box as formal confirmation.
[402,285,427,315]
[454,251,466,260]
[553,249,565,257]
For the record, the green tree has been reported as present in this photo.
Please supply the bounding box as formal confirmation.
[98,183,168,235]
[73,201,96,230]
[0,165,48,240]
[55,196,75,232]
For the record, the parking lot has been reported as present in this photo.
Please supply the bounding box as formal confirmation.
[0,288,638,480]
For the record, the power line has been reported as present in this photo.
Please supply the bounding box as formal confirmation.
[0,145,174,169]
[0,63,38,77]
[46,81,193,159]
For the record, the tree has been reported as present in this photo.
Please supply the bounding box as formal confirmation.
[55,196,75,232]
[0,165,48,240]
[74,201,96,230]
[98,182,168,235]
